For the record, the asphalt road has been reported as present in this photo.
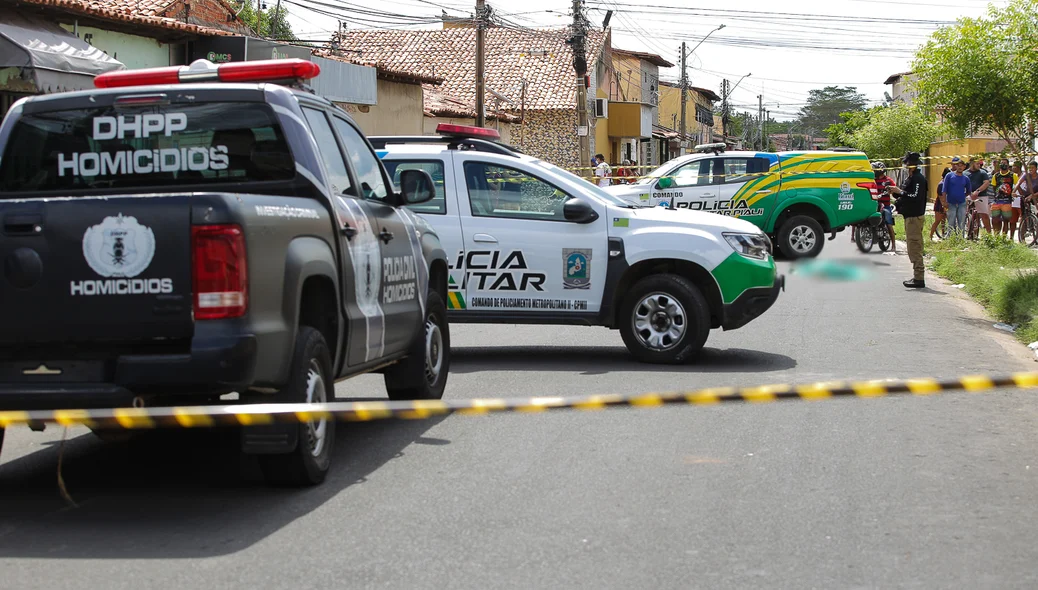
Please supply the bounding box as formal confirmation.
[3,236,1038,589]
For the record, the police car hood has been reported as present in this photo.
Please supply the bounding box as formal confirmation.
[614,203,763,235]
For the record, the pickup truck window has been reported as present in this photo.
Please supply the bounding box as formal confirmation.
[332,117,389,202]
[383,160,447,214]
[0,103,294,194]
[463,161,571,222]
[301,107,353,197]
[720,157,770,184]
[666,159,712,188]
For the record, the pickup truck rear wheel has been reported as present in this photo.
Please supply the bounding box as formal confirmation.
[384,290,450,400]
[257,326,336,487]
[778,215,825,259]
[619,274,710,364]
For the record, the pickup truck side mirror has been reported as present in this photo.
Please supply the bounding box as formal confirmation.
[658,177,674,189]
[563,198,599,224]
[400,169,436,205]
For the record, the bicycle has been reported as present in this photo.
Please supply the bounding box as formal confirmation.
[965,198,981,240]
[1019,197,1038,247]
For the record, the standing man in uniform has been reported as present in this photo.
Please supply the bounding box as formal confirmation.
[889,152,928,289]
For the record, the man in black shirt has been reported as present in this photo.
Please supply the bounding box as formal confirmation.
[889,152,928,288]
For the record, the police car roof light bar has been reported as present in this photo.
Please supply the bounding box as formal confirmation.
[94,59,321,89]
[435,123,501,140]
[693,142,726,154]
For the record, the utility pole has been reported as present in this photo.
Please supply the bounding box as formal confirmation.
[571,0,590,167]
[273,0,282,39]
[475,0,487,127]
[765,109,770,151]
[757,95,764,150]
[679,41,687,153]
[720,78,730,141]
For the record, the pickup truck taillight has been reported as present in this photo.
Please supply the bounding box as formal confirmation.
[857,182,880,198]
[192,225,248,320]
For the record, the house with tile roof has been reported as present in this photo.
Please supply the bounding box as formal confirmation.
[657,81,721,155]
[2,0,250,114]
[332,25,609,169]
[598,46,674,170]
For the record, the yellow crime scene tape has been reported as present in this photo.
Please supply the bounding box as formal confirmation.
[2,372,1037,430]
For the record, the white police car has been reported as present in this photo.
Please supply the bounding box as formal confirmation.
[372,125,784,364]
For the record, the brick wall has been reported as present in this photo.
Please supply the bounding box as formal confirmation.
[160,0,251,34]
[513,109,582,170]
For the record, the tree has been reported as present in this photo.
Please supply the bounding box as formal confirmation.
[233,1,295,40]
[912,0,1038,156]
[848,104,945,160]
[824,106,880,148]
[796,86,868,138]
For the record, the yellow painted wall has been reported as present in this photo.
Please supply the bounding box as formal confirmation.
[658,84,681,131]
[337,79,424,136]
[610,54,643,102]
[926,138,1010,201]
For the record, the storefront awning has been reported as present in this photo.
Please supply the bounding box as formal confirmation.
[0,12,124,94]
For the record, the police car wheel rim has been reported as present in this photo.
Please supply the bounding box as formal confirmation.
[633,292,687,351]
[425,318,444,385]
[789,225,817,253]
[304,360,328,458]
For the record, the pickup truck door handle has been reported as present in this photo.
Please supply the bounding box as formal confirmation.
[3,213,43,236]
[340,224,357,240]
[473,233,498,244]
[379,227,394,244]
[755,190,773,194]
[700,193,716,198]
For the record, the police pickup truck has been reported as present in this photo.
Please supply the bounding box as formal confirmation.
[374,125,784,364]
[0,59,450,486]
[605,145,879,259]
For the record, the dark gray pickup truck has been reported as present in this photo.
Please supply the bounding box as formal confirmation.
[0,59,451,485]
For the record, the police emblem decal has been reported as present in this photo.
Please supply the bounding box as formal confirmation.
[562,248,592,289]
[82,214,155,278]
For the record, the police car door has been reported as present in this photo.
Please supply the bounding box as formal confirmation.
[380,155,466,312]
[329,116,423,360]
[454,156,606,315]
[651,158,717,211]
[717,156,772,222]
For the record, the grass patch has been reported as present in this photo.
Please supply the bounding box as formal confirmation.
[891,215,1038,343]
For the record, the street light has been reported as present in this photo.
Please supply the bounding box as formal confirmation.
[685,24,725,60]
[730,72,752,96]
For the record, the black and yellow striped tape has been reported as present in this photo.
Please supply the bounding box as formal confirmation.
[1,373,1036,430]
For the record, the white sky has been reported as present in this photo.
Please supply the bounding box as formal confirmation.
[279,0,1004,121]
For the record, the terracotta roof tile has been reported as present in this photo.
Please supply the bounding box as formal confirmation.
[14,0,241,36]
[313,49,444,86]
[332,27,607,111]
[422,84,519,122]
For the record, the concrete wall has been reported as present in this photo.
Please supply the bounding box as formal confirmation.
[59,24,172,69]
[337,79,424,136]
[514,109,581,170]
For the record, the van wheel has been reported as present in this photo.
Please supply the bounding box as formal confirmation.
[257,326,336,487]
[619,274,710,364]
[779,215,825,258]
[385,290,450,400]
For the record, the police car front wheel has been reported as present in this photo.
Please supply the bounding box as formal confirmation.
[620,274,710,364]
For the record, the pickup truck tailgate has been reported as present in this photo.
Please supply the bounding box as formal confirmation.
[0,196,193,346]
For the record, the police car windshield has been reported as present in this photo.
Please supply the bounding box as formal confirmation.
[532,159,635,208]
[0,102,294,194]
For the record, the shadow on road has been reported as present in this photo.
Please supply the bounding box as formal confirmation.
[0,415,448,559]
[449,345,796,375]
